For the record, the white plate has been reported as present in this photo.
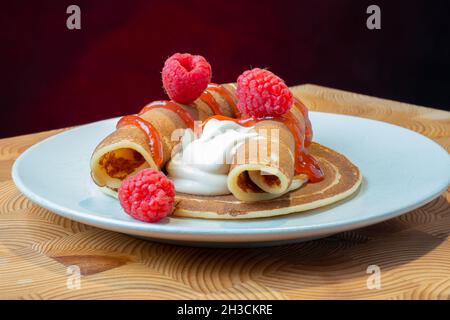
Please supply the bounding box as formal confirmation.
[12,112,450,247]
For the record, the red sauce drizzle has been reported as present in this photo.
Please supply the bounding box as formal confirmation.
[293,97,313,147]
[280,111,323,182]
[297,152,324,183]
[139,100,195,130]
[206,83,241,117]
[199,89,224,116]
[116,115,164,166]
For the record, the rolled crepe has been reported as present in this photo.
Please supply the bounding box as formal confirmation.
[90,84,238,192]
[227,119,308,202]
[226,87,314,202]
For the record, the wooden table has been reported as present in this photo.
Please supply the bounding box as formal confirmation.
[1,85,449,300]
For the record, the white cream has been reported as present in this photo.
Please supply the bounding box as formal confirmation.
[166,119,256,195]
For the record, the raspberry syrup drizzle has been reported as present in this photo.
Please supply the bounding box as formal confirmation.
[116,115,164,166]
[199,89,224,115]
[293,97,312,147]
[139,100,195,129]
[202,108,324,183]
[206,83,241,117]
[281,111,324,182]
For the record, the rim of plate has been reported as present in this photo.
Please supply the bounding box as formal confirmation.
[11,112,450,239]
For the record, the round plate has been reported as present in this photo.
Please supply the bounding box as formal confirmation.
[12,112,450,247]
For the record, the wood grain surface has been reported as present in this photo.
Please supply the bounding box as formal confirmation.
[1,85,449,300]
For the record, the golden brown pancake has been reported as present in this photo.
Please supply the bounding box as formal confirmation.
[172,142,361,219]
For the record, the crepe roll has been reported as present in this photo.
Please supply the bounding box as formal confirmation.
[227,119,308,202]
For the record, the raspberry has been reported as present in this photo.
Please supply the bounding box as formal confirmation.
[236,68,293,118]
[162,53,212,104]
[118,169,175,223]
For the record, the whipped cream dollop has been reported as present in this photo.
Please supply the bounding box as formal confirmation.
[166,119,256,195]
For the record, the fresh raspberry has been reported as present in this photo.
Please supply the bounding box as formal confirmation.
[236,68,293,118]
[162,53,212,104]
[118,169,175,223]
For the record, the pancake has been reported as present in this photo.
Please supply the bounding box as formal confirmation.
[227,119,303,202]
[172,142,361,219]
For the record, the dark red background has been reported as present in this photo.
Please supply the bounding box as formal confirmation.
[1,0,449,138]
